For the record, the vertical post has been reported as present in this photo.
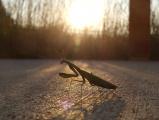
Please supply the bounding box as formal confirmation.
[129,0,150,60]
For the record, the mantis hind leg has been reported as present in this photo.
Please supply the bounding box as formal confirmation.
[68,79,72,98]
[80,83,83,110]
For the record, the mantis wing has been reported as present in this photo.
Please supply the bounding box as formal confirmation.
[87,73,117,89]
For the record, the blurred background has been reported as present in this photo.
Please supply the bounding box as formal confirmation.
[0,0,159,60]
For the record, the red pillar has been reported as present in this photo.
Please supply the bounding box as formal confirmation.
[129,0,150,60]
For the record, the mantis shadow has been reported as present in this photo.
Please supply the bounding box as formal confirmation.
[51,94,126,120]
[84,96,125,120]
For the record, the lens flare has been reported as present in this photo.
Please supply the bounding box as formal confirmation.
[58,100,74,110]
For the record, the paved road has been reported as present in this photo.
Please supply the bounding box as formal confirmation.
[0,60,159,120]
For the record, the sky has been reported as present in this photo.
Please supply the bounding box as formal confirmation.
[1,0,159,34]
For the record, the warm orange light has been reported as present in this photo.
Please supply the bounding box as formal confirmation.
[67,0,105,30]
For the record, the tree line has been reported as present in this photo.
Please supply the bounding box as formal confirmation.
[0,0,159,60]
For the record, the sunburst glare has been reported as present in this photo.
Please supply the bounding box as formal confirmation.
[66,0,105,30]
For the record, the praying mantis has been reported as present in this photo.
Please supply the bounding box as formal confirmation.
[59,60,117,90]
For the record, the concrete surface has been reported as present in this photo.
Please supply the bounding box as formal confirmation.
[0,60,158,120]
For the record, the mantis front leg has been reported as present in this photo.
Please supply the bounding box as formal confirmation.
[60,60,86,85]
[59,62,79,78]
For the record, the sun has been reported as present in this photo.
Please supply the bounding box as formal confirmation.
[67,0,105,30]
